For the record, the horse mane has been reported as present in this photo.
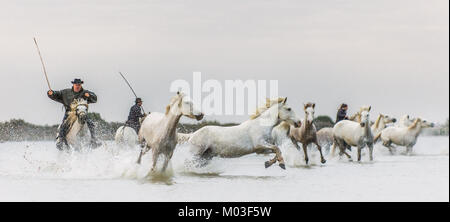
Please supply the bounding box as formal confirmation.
[65,98,88,129]
[373,114,383,129]
[250,97,285,120]
[349,112,361,121]
[408,118,421,130]
[279,121,291,131]
[70,98,88,111]
[65,111,78,128]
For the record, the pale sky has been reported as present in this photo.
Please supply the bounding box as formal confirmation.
[1,0,448,125]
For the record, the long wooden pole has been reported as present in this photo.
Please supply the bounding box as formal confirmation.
[33,37,52,90]
[119,71,146,113]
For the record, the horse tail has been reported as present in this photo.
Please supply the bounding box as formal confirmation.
[177,133,192,144]
[373,132,382,143]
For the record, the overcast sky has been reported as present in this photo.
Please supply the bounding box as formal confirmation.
[1,0,448,125]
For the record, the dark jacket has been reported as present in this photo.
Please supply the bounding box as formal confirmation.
[48,87,97,112]
[126,104,144,125]
[336,109,348,123]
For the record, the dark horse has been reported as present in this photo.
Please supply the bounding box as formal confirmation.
[288,103,326,164]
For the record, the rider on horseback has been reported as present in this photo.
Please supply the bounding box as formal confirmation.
[47,78,100,150]
[336,103,349,123]
[125,98,145,133]
[336,103,351,150]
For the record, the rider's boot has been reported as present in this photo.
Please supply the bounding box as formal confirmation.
[56,114,69,150]
[56,132,68,151]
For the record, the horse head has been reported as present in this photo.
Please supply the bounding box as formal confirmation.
[399,114,414,127]
[359,106,371,127]
[381,114,396,124]
[70,98,89,125]
[303,102,316,125]
[277,98,301,127]
[166,92,204,120]
[419,119,435,128]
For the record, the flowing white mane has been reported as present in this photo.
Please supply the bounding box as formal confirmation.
[250,97,286,120]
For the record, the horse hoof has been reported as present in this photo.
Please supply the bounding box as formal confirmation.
[279,163,286,170]
[264,161,271,168]
[321,159,327,164]
[348,159,353,162]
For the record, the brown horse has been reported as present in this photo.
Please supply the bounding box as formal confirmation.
[288,103,326,164]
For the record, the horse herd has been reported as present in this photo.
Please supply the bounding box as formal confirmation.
[65,92,434,176]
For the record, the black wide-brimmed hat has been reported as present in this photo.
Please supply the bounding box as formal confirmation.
[135,98,143,103]
[71,78,84,84]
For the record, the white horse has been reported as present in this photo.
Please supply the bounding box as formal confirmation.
[114,126,139,148]
[183,97,301,169]
[58,98,91,150]
[137,92,204,173]
[316,113,396,152]
[332,106,374,162]
[374,118,434,154]
[114,114,148,148]
[178,97,286,144]
[371,114,397,139]
[316,127,334,154]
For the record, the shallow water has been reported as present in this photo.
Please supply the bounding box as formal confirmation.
[0,136,448,201]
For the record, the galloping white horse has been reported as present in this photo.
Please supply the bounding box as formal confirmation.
[371,114,397,138]
[59,98,91,150]
[374,118,434,154]
[115,126,139,148]
[137,92,203,173]
[183,98,301,169]
[316,113,396,151]
[115,114,147,148]
[332,106,374,162]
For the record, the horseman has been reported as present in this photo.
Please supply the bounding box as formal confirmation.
[336,103,349,123]
[47,78,100,149]
[125,98,146,133]
[335,103,351,150]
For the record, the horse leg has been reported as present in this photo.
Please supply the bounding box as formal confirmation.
[259,146,285,169]
[331,141,337,157]
[136,144,151,164]
[314,141,326,164]
[290,138,300,150]
[382,141,395,154]
[406,146,413,155]
[302,143,309,165]
[161,155,170,172]
[357,146,362,162]
[151,149,160,172]
[368,144,374,161]
[338,140,352,161]
[342,149,353,161]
